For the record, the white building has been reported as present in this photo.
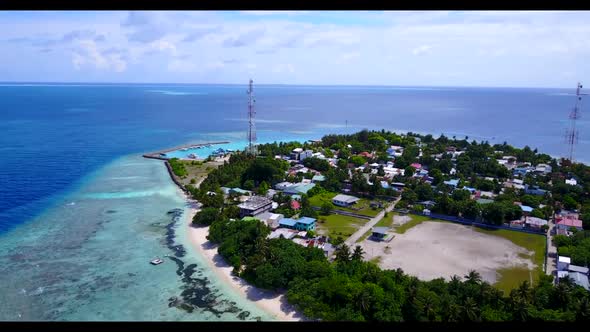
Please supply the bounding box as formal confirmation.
[566,178,578,186]
[557,256,571,271]
[332,194,360,207]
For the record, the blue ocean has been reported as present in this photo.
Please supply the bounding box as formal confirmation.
[0,83,587,320]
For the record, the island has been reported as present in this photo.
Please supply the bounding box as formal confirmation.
[153,129,590,322]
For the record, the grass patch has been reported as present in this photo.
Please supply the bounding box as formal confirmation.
[393,213,433,234]
[375,213,394,228]
[309,191,383,217]
[472,227,546,291]
[356,229,372,243]
[316,213,369,239]
[494,266,535,296]
[176,160,221,186]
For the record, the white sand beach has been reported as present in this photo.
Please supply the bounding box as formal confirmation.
[184,204,304,321]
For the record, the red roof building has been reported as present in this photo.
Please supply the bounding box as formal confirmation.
[556,213,583,231]
[358,152,373,158]
[410,163,422,170]
[290,200,301,210]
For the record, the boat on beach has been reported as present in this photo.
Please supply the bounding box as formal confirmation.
[188,153,197,159]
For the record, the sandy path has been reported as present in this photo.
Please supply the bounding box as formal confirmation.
[183,205,304,321]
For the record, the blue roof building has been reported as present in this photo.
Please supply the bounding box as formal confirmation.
[278,217,316,231]
[520,205,534,213]
[284,183,316,195]
[444,179,459,187]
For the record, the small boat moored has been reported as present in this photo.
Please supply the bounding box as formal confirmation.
[150,257,164,265]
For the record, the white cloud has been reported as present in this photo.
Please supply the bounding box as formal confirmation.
[167,59,197,72]
[71,40,127,72]
[411,44,433,56]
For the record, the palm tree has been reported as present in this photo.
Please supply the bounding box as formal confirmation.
[335,243,351,263]
[516,280,532,304]
[448,275,462,296]
[576,297,590,321]
[464,270,482,285]
[351,245,365,261]
[445,302,462,322]
[461,297,480,322]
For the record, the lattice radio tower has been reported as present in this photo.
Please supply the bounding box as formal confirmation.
[246,79,257,155]
[565,82,587,163]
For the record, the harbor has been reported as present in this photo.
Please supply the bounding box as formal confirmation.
[142,141,230,161]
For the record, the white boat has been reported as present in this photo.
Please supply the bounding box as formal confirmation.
[150,257,164,265]
[180,148,188,151]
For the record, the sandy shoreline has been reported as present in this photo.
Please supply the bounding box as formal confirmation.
[182,193,304,321]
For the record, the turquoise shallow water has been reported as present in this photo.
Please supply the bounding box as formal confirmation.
[0,155,274,321]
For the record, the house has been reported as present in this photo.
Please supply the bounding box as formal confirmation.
[332,194,360,207]
[417,200,436,208]
[535,163,552,175]
[371,227,390,241]
[558,256,571,271]
[237,196,273,218]
[410,163,422,170]
[370,201,383,209]
[268,228,298,240]
[524,184,548,196]
[290,200,301,210]
[275,182,294,191]
[299,150,313,161]
[520,205,534,213]
[565,178,578,186]
[229,188,251,196]
[513,167,532,177]
[279,217,316,231]
[311,175,326,183]
[476,198,494,205]
[444,179,460,188]
[290,148,303,160]
[557,256,590,291]
[525,216,548,229]
[358,151,373,159]
[423,209,431,216]
[255,212,283,230]
[555,213,584,231]
[510,219,525,228]
[283,183,316,195]
[450,167,457,175]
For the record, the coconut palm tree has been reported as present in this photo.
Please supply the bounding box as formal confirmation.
[335,243,351,263]
[351,245,365,261]
[465,270,482,285]
[576,297,590,321]
[461,297,481,322]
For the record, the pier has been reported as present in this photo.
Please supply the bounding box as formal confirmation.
[142,141,230,161]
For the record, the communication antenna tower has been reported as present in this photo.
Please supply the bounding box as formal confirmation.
[247,79,257,155]
[565,82,587,163]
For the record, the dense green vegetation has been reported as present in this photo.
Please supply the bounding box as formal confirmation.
[168,158,188,178]
[206,215,590,321]
[186,130,590,321]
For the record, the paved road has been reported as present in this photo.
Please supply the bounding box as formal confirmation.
[546,219,557,278]
[344,198,400,246]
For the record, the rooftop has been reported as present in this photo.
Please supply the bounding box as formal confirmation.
[296,217,317,225]
[559,256,572,264]
[237,195,273,210]
[520,205,534,213]
[569,265,590,274]
[332,194,360,203]
[373,227,389,235]
[279,218,297,227]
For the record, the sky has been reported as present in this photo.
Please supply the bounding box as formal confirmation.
[1,10,589,88]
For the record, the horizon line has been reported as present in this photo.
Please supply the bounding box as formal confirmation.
[0,81,577,90]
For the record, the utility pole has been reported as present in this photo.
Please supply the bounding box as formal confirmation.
[565,82,586,163]
[247,79,257,155]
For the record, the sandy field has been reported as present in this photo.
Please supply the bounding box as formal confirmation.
[360,221,536,284]
[184,204,304,321]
